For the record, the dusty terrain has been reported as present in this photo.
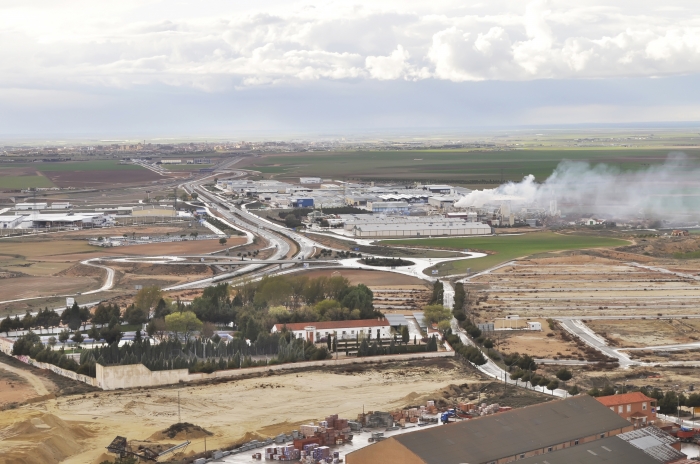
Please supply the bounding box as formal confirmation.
[468,252,700,319]
[0,235,245,311]
[493,319,588,360]
[587,319,700,348]
[0,358,479,464]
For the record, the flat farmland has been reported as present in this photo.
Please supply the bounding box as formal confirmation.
[0,160,162,188]
[240,148,700,184]
[383,232,629,275]
[467,254,700,319]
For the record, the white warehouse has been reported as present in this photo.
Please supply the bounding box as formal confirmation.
[352,221,492,238]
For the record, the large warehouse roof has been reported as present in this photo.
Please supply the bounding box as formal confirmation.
[517,436,661,464]
[391,396,631,464]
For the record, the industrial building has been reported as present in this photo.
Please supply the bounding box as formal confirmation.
[294,198,314,208]
[427,195,458,210]
[15,202,48,210]
[516,436,675,464]
[25,212,111,228]
[346,395,635,464]
[300,177,322,184]
[352,221,492,238]
[0,216,25,229]
[368,201,410,214]
[271,319,391,342]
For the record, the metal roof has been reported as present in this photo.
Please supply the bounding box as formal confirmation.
[413,312,426,329]
[392,395,632,464]
[517,436,661,464]
[617,426,684,463]
[384,314,407,326]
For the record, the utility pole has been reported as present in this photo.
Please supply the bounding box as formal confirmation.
[178,390,181,423]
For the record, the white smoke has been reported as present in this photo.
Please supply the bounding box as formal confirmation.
[455,153,700,219]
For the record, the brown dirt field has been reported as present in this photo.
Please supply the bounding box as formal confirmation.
[627,349,700,363]
[43,169,162,187]
[586,320,697,348]
[53,225,208,239]
[0,359,478,464]
[0,276,99,301]
[296,269,430,286]
[494,319,587,359]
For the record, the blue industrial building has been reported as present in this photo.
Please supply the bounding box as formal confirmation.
[295,198,314,208]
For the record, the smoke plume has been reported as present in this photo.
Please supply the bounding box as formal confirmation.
[454,153,700,219]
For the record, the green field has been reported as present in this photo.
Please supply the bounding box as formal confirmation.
[0,175,55,189]
[382,232,629,275]
[246,148,700,184]
[0,160,145,172]
[33,161,145,171]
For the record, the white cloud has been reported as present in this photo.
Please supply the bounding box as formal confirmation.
[366,45,410,80]
[3,0,700,90]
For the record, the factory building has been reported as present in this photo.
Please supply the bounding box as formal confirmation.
[423,184,452,194]
[346,395,635,464]
[0,216,26,229]
[427,195,458,210]
[132,205,176,217]
[159,159,181,164]
[15,202,48,210]
[294,198,314,208]
[299,177,322,184]
[368,201,410,214]
[352,221,491,238]
[345,195,377,207]
[27,212,111,228]
[271,319,391,342]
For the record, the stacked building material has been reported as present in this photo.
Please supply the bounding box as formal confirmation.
[458,402,475,413]
[293,437,322,450]
[301,424,320,437]
[301,415,353,445]
[475,403,501,416]
[265,444,300,461]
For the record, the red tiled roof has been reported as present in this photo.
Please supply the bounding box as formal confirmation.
[596,392,655,407]
[273,319,389,332]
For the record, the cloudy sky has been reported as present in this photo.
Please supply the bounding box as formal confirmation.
[2,0,700,138]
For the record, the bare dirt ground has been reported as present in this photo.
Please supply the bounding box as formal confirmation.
[0,358,479,464]
[586,319,699,348]
[373,286,431,312]
[0,276,100,302]
[493,319,588,360]
[0,354,96,410]
[0,237,245,307]
[468,252,700,320]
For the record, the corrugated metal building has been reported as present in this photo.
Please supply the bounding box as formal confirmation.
[346,395,635,464]
[516,436,665,464]
[352,221,492,238]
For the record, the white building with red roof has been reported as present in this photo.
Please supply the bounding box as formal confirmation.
[271,319,391,343]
